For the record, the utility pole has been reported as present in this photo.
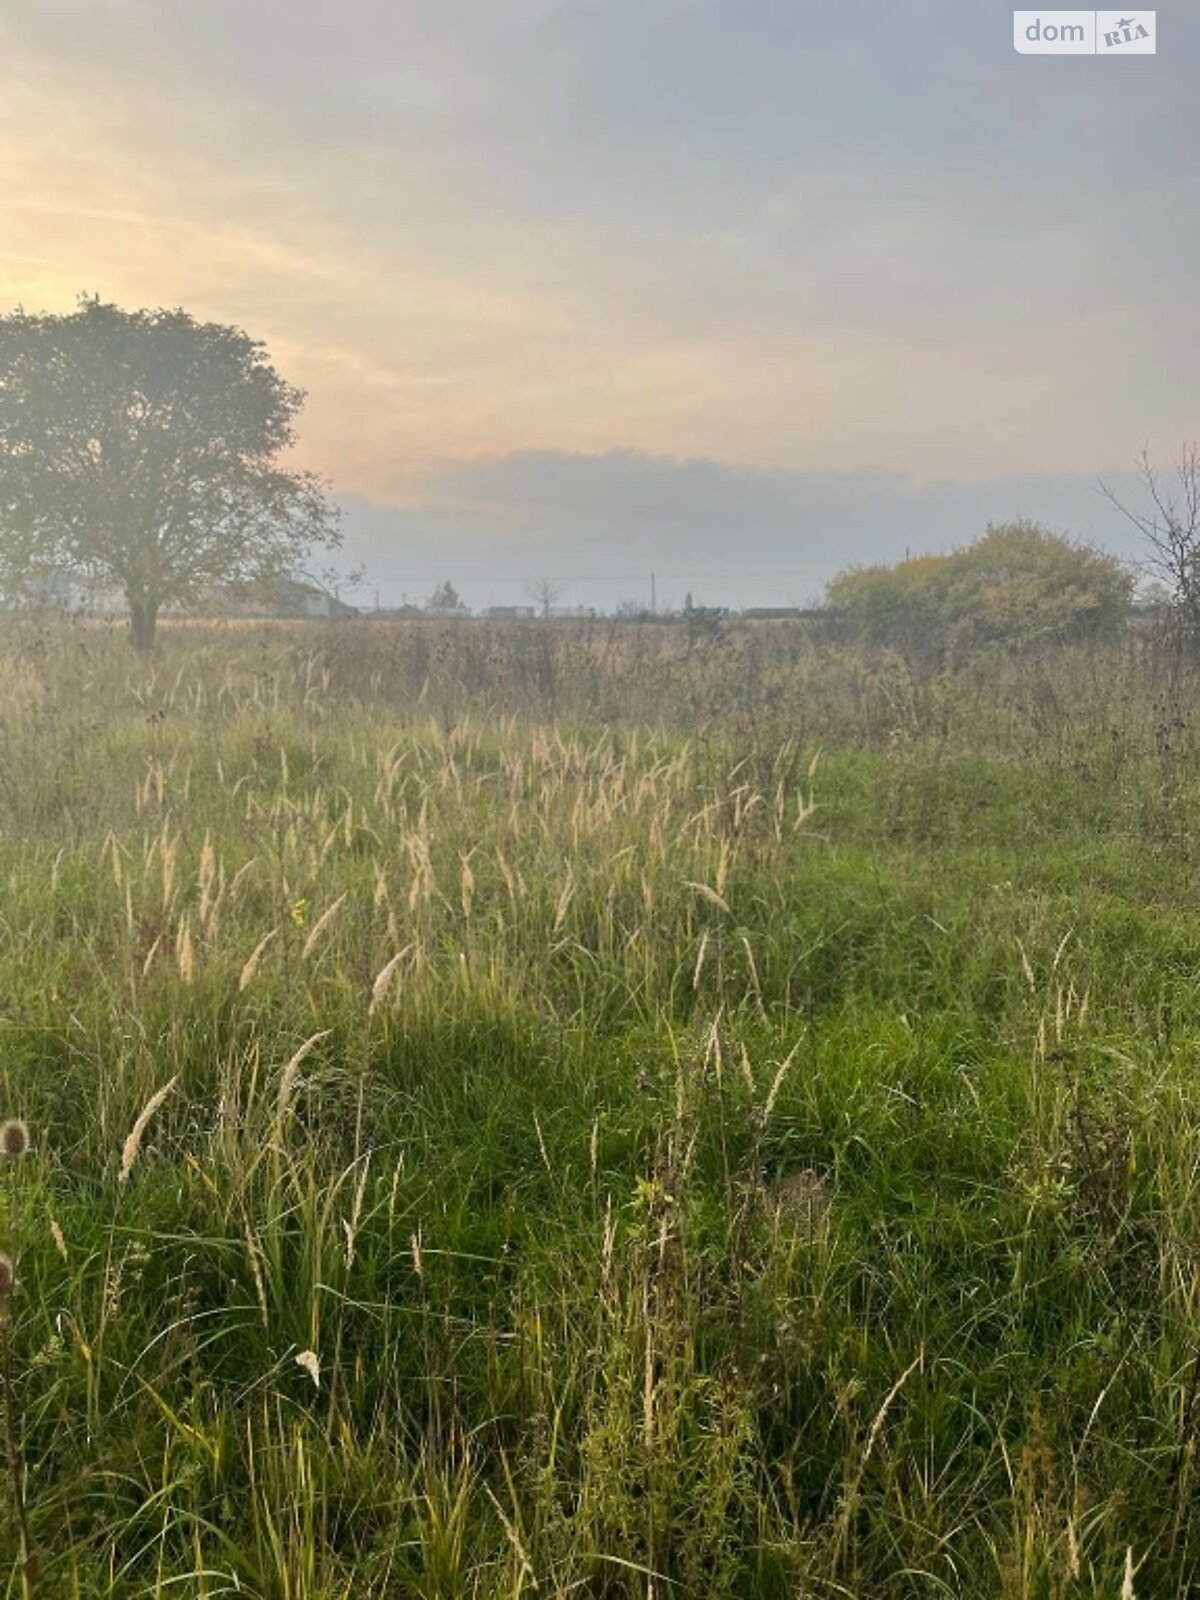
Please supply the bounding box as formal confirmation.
[650,571,657,614]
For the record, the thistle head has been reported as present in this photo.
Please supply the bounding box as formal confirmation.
[0,1119,30,1158]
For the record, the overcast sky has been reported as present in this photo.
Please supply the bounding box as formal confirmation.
[2,1,1194,607]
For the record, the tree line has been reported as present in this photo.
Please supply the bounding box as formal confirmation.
[1,296,1197,654]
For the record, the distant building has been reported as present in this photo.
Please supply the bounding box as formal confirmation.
[364,603,425,621]
[483,605,537,620]
[3,570,359,622]
[3,569,126,614]
[741,607,817,621]
[203,576,358,620]
[271,578,358,620]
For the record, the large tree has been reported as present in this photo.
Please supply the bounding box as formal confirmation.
[0,296,339,648]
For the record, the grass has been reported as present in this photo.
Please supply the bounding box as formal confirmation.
[2,616,1200,1595]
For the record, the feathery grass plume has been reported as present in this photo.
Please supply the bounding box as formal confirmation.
[762,1041,801,1123]
[228,858,259,899]
[552,871,574,933]
[684,879,732,915]
[140,931,164,979]
[176,916,195,983]
[276,1030,331,1120]
[0,1252,13,1298]
[302,893,347,959]
[295,1349,320,1389]
[119,1076,179,1184]
[198,833,216,923]
[238,927,279,992]
[832,1347,924,1569]
[0,1120,29,1158]
[369,945,414,1016]
[692,927,710,990]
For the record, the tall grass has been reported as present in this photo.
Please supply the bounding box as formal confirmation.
[1,616,1200,1594]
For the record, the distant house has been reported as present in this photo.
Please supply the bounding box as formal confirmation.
[271,578,358,620]
[3,569,126,614]
[364,603,425,621]
[741,607,821,621]
[207,576,358,620]
[483,605,537,620]
[3,570,359,622]
[24,569,81,608]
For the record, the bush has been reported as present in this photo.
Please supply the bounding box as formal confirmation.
[828,521,1132,662]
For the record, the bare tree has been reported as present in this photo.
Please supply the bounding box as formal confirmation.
[1101,446,1200,641]
[526,577,564,620]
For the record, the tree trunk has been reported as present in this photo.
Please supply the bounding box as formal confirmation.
[129,596,159,651]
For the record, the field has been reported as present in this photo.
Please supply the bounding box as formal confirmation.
[4,615,1200,1597]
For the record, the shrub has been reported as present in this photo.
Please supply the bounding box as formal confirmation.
[828,521,1132,663]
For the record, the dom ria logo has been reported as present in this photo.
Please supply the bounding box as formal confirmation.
[1098,12,1154,48]
[1013,11,1155,53]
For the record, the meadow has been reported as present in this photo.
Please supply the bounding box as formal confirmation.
[3,615,1200,1597]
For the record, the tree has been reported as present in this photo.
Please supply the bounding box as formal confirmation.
[427,580,464,613]
[0,297,338,649]
[828,521,1131,662]
[527,577,564,620]
[1100,446,1200,643]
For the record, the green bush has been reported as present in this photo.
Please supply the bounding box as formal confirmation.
[828,520,1132,662]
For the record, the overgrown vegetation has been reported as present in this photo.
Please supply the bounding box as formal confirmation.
[828,521,1132,663]
[2,615,1200,1596]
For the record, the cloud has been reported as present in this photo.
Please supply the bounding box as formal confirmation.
[2,0,1196,554]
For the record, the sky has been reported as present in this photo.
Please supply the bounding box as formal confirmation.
[2,1,1195,610]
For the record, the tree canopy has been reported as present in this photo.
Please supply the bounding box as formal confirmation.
[427,580,465,613]
[827,521,1132,662]
[0,297,339,647]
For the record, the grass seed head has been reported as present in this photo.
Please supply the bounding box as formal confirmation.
[295,1349,321,1389]
[120,1077,179,1183]
[0,1251,15,1299]
[0,1118,30,1157]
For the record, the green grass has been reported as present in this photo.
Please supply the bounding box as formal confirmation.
[2,619,1200,1596]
